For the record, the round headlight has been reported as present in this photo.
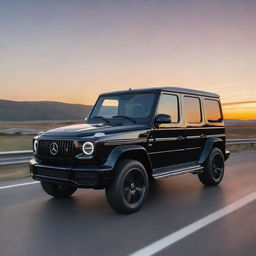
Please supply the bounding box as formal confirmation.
[34,139,38,152]
[82,142,94,155]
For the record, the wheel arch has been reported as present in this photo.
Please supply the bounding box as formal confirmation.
[198,138,225,165]
[104,145,153,176]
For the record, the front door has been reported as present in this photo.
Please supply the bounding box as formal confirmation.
[148,93,186,169]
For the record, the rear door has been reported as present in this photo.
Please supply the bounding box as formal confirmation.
[182,95,206,162]
[148,93,186,169]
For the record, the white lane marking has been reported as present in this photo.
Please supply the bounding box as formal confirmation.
[0,181,39,190]
[130,192,256,256]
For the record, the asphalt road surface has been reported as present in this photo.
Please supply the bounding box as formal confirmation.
[0,151,255,256]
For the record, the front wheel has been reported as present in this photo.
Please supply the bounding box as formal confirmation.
[198,147,225,186]
[41,181,77,198]
[105,160,149,214]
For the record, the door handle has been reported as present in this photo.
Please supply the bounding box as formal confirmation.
[200,134,207,139]
[177,136,185,141]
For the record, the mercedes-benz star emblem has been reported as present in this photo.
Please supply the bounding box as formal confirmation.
[50,142,58,156]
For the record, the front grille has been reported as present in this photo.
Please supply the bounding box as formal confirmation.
[36,140,75,162]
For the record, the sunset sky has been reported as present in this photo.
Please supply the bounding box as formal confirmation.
[0,0,255,119]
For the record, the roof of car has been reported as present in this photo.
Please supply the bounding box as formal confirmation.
[100,87,220,98]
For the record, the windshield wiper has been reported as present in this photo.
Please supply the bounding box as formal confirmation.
[112,115,136,124]
[92,116,110,123]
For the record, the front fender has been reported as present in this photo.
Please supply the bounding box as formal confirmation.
[104,145,152,170]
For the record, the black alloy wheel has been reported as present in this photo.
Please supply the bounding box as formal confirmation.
[211,153,224,181]
[198,147,225,186]
[105,159,149,214]
[122,168,146,205]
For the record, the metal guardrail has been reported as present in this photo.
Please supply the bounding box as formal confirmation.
[226,139,256,145]
[0,150,33,166]
[0,139,255,166]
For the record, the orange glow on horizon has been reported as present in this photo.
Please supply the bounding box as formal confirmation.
[223,110,256,120]
[222,102,256,120]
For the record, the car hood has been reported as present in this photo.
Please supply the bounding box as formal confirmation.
[41,123,149,138]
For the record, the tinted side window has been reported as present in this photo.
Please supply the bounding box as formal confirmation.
[184,96,202,123]
[157,94,179,123]
[205,99,222,122]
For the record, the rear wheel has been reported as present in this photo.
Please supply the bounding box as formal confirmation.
[198,147,225,186]
[41,181,77,198]
[105,159,149,214]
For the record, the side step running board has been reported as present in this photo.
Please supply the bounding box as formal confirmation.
[153,165,204,179]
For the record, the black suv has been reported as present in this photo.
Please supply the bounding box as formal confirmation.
[30,87,230,213]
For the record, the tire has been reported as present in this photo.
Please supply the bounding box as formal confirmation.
[105,159,149,214]
[198,147,225,186]
[41,181,77,198]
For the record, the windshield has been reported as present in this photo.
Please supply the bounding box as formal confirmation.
[88,93,156,124]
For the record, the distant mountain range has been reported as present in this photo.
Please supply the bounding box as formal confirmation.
[0,99,255,123]
[0,99,92,121]
[224,119,256,125]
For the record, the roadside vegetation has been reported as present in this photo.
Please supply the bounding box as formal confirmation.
[225,123,256,139]
[0,121,80,151]
[0,163,29,181]
[0,135,34,151]
[0,120,80,130]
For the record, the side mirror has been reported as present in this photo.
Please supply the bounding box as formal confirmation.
[155,114,172,127]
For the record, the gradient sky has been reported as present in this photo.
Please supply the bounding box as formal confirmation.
[0,0,255,119]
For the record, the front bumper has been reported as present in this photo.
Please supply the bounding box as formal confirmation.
[30,159,112,189]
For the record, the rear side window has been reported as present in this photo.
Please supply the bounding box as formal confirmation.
[204,99,222,122]
[184,96,202,123]
[157,94,179,123]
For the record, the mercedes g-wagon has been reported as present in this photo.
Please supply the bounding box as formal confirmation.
[30,87,230,213]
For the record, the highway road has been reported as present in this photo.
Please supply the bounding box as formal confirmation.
[0,151,255,256]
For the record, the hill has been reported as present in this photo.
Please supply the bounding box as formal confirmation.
[224,119,256,125]
[0,99,93,121]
